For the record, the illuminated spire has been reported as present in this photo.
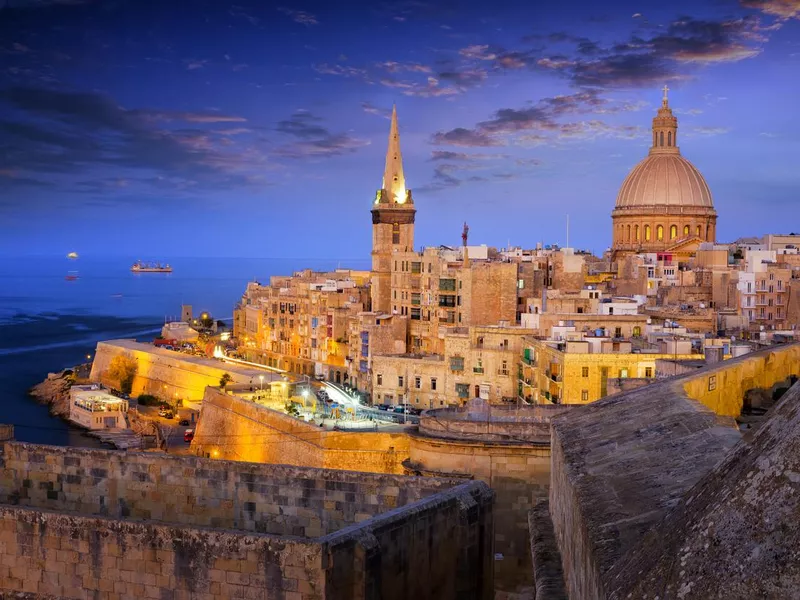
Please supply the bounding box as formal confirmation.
[662,84,669,107]
[382,104,408,204]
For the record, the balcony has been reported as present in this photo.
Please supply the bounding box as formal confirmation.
[545,370,562,383]
[497,369,509,377]
[473,367,484,374]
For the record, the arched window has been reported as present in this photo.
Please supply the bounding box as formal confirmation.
[696,225,702,237]
[633,326,641,337]
[657,225,664,241]
[392,222,400,244]
[626,225,631,242]
[660,131,664,147]
[670,225,677,239]
[667,132,672,147]
[683,225,690,236]
[644,225,651,241]
[653,132,657,147]
[706,224,711,240]
[634,225,639,241]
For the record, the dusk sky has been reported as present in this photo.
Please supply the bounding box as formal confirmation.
[1,0,798,260]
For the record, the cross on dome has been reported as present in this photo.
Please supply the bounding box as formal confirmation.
[662,85,669,106]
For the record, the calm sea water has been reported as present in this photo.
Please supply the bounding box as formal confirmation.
[0,255,369,446]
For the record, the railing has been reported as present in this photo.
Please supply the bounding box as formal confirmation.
[473,367,484,374]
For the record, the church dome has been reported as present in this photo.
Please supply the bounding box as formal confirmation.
[615,153,714,209]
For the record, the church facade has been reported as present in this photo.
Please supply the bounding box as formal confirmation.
[611,88,718,258]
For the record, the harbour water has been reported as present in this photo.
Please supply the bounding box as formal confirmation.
[0,255,369,446]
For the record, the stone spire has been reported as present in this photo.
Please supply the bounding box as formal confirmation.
[650,85,679,155]
[379,104,411,205]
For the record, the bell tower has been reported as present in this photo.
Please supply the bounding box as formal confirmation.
[371,105,415,314]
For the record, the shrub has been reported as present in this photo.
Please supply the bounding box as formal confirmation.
[137,394,160,406]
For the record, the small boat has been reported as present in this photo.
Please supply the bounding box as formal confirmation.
[67,251,79,259]
[131,260,173,273]
[65,271,79,281]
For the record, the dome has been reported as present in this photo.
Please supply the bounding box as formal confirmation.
[615,153,714,210]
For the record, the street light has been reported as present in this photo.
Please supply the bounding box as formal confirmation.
[259,375,264,391]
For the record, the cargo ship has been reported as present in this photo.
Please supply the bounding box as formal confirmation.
[131,260,173,273]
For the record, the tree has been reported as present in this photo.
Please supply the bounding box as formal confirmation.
[219,373,233,389]
[106,353,138,395]
[285,401,300,418]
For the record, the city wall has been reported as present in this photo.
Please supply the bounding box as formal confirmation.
[0,440,494,599]
[547,343,800,600]
[90,340,265,401]
[193,387,410,474]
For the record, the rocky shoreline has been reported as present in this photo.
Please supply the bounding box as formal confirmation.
[27,367,81,418]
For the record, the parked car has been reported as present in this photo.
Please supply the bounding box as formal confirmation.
[179,419,190,427]
[376,404,392,411]
[183,429,194,443]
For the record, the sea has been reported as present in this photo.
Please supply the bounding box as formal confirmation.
[0,255,369,447]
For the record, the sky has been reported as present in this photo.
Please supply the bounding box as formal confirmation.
[1,0,798,259]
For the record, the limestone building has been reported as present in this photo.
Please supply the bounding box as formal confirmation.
[611,87,717,257]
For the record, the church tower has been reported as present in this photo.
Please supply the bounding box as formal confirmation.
[371,105,415,313]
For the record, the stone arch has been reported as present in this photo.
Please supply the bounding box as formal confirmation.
[668,131,672,146]
[626,224,631,242]
[660,131,664,147]
[684,224,690,236]
[634,224,639,241]
[696,224,702,238]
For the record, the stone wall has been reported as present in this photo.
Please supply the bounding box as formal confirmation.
[193,387,410,474]
[547,343,800,600]
[681,343,800,417]
[90,340,270,402]
[0,437,494,599]
[408,431,551,597]
[0,506,324,598]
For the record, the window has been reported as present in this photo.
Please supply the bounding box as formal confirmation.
[415,376,421,389]
[667,131,672,146]
[633,326,641,337]
[645,225,651,241]
[614,327,622,338]
[455,383,470,398]
[657,225,664,241]
[439,295,456,307]
[431,378,437,391]
[582,367,589,378]
[500,361,508,376]
[473,359,484,374]
[670,225,677,239]
[634,225,639,241]
[411,262,421,274]
[450,356,464,371]
[411,293,420,305]
[581,390,589,401]
[398,376,404,387]
[619,368,628,378]
[392,222,400,244]
[377,374,383,386]
[645,367,653,378]
[683,225,690,236]
[660,131,664,146]
[439,278,456,291]
[697,225,702,237]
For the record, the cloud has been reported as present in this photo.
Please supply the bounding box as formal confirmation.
[277,7,318,25]
[184,59,209,71]
[362,102,391,119]
[130,110,247,123]
[430,150,509,161]
[687,126,731,136]
[431,127,505,147]
[380,76,463,98]
[375,61,432,73]
[431,90,647,147]
[741,0,800,20]
[540,16,765,87]
[314,63,368,78]
[274,110,369,158]
[459,44,497,60]
[0,86,264,196]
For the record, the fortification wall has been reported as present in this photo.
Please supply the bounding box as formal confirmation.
[682,343,800,417]
[408,434,551,596]
[193,387,410,474]
[0,506,322,598]
[0,436,494,599]
[90,340,257,401]
[0,442,453,538]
